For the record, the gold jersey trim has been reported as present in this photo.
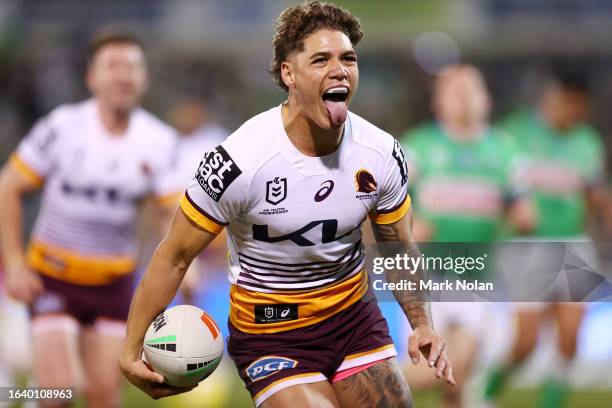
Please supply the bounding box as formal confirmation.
[179,194,224,234]
[370,193,411,225]
[229,269,368,334]
[10,154,44,187]
[27,240,135,285]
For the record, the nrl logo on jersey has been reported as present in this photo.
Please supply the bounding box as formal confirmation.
[196,146,242,202]
[266,177,287,205]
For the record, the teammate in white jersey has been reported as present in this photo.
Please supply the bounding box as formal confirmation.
[169,96,229,303]
[120,2,454,407]
[0,30,179,407]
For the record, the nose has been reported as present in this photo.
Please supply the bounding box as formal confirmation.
[328,58,348,81]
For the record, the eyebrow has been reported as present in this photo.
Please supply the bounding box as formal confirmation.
[309,50,357,60]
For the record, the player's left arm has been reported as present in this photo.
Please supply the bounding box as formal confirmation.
[370,208,455,385]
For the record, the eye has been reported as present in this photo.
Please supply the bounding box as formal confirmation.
[344,55,357,63]
[312,57,326,65]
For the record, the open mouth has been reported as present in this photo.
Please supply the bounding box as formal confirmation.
[322,86,349,127]
[322,87,349,102]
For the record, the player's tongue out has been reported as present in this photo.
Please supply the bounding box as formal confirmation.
[322,87,348,127]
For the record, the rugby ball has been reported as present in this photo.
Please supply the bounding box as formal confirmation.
[143,305,223,387]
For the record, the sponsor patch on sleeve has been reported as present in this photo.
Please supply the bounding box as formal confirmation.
[195,145,242,202]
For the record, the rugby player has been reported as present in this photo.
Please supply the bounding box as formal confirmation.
[120,2,454,407]
[0,30,179,407]
[483,64,608,407]
[400,64,534,408]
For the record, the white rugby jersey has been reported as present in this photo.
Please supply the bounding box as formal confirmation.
[11,99,179,285]
[175,124,229,188]
[180,105,410,333]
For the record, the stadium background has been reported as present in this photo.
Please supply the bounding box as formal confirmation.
[0,0,611,407]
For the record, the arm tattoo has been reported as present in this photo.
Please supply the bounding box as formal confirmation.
[333,357,412,408]
[372,222,432,330]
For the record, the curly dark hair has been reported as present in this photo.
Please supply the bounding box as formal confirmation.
[270,1,363,91]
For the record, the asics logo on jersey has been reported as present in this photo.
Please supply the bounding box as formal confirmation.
[196,146,242,202]
[252,219,360,246]
[266,177,287,205]
[392,140,408,186]
[314,180,334,202]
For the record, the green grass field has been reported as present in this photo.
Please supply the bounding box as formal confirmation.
[112,384,612,408]
[8,368,612,408]
[412,389,612,408]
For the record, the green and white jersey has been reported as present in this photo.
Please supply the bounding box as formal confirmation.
[499,110,605,237]
[400,122,522,242]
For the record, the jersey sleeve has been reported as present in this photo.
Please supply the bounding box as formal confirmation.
[370,139,412,225]
[179,144,246,234]
[579,127,606,189]
[11,116,59,186]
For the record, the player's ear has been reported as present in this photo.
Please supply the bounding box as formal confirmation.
[281,61,296,89]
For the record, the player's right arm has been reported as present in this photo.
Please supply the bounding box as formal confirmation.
[122,142,244,398]
[119,208,218,399]
[0,159,44,303]
[0,112,61,304]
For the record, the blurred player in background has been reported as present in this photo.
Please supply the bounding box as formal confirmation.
[483,64,609,408]
[400,64,534,408]
[120,2,454,407]
[0,30,179,407]
[166,95,229,304]
[168,95,229,180]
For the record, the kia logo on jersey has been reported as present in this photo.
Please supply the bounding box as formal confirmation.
[253,219,360,246]
[246,356,298,382]
[314,180,334,202]
[266,177,287,205]
[196,146,242,202]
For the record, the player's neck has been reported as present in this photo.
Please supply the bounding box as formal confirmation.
[281,100,343,157]
[96,101,132,136]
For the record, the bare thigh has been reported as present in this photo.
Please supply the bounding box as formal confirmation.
[261,380,341,408]
[511,306,545,362]
[332,357,412,408]
[31,314,83,407]
[80,319,126,408]
[551,302,585,359]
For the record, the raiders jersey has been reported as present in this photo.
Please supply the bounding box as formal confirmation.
[180,105,410,333]
[11,99,179,285]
